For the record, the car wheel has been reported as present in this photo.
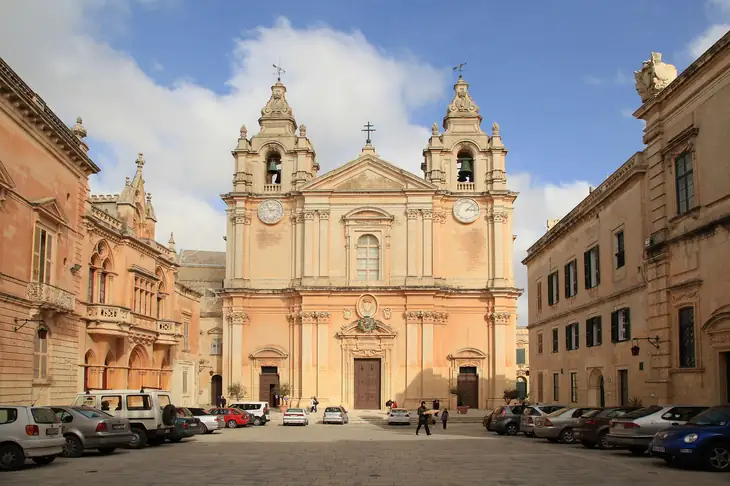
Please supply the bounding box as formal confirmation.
[63,434,84,458]
[31,456,56,465]
[253,417,263,426]
[127,427,148,449]
[97,447,116,455]
[227,420,238,429]
[200,423,208,434]
[597,431,610,450]
[704,442,730,472]
[0,443,25,470]
[506,423,519,436]
[561,428,575,444]
[581,440,596,449]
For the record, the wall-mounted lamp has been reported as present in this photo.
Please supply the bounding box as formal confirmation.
[631,336,660,356]
[70,264,82,274]
[14,318,49,339]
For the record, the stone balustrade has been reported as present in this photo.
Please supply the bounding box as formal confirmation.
[456,182,475,192]
[86,304,131,323]
[263,184,281,193]
[26,282,75,312]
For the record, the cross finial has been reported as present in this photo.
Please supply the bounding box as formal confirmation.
[362,122,376,144]
[273,63,285,82]
[452,62,467,78]
[136,153,145,169]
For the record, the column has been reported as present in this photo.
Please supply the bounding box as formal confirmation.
[225,210,234,280]
[243,215,251,279]
[406,209,418,277]
[300,312,316,398]
[318,211,330,279]
[234,216,245,279]
[294,214,304,279]
[492,212,505,284]
[422,313,434,397]
[229,312,247,392]
[316,312,330,396]
[303,211,315,277]
[405,312,420,399]
[422,210,433,277]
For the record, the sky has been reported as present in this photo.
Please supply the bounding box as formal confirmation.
[0,0,728,325]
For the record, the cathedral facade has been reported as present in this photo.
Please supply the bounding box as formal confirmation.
[221,75,521,410]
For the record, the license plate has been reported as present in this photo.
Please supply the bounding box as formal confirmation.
[652,446,665,453]
[113,424,126,430]
[46,427,59,436]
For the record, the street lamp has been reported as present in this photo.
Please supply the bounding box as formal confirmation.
[631,336,660,356]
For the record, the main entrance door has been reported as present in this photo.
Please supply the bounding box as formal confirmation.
[457,366,478,409]
[354,358,381,409]
[259,367,280,407]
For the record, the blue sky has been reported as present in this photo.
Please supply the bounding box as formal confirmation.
[0,0,727,323]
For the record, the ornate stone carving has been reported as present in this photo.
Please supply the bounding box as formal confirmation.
[405,209,419,220]
[489,212,507,223]
[404,311,448,324]
[490,312,511,324]
[351,348,383,358]
[433,211,447,224]
[228,312,248,324]
[298,124,307,137]
[357,294,378,318]
[492,121,500,136]
[382,308,392,320]
[261,81,294,117]
[318,210,330,220]
[27,282,75,313]
[303,211,315,221]
[634,52,678,103]
[357,317,377,333]
[343,309,353,320]
[87,305,130,323]
[300,311,331,324]
[128,333,155,346]
[240,124,248,139]
[422,210,433,220]
[447,77,479,115]
[431,122,439,136]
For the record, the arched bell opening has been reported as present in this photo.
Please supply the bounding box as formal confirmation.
[265,150,282,185]
[456,150,474,182]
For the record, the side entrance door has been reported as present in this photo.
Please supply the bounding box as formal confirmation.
[259,367,279,407]
[353,359,381,409]
[457,366,479,408]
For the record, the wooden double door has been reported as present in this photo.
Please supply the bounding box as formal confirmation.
[259,367,280,407]
[354,358,381,409]
[457,367,479,409]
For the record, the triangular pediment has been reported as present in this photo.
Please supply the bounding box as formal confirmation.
[301,154,437,192]
[31,197,68,226]
[0,159,16,190]
[207,327,223,335]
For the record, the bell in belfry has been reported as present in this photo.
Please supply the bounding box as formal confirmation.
[457,156,473,182]
[267,159,279,174]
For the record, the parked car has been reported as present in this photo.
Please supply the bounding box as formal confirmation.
[72,388,177,448]
[283,408,309,426]
[487,405,526,436]
[188,407,223,433]
[230,401,271,426]
[169,408,203,442]
[649,405,730,472]
[387,408,411,425]
[208,407,251,428]
[323,406,349,425]
[533,407,600,444]
[50,405,133,457]
[520,405,566,437]
[607,405,709,455]
[574,407,637,449]
[0,405,64,470]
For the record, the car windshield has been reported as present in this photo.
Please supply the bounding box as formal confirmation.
[325,407,342,413]
[31,407,59,424]
[177,408,192,417]
[391,409,408,414]
[619,406,662,420]
[288,408,304,413]
[547,408,569,417]
[188,408,207,415]
[75,408,112,419]
[688,406,730,426]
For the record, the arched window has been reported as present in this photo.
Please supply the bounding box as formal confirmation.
[33,331,48,379]
[89,241,113,304]
[265,151,282,185]
[156,269,167,319]
[356,234,380,281]
[456,150,474,183]
[99,259,111,304]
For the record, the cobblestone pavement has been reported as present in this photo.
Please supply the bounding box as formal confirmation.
[1,421,723,485]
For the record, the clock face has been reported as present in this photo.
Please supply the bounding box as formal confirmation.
[257,199,284,225]
[453,198,480,224]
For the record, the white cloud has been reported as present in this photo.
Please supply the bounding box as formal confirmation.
[0,0,593,324]
[688,24,730,58]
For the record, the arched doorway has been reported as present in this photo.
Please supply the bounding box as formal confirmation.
[588,368,605,407]
[84,350,94,390]
[211,374,222,406]
[516,376,528,401]
[160,357,172,390]
[128,346,147,389]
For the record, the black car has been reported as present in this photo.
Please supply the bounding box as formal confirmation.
[574,407,637,449]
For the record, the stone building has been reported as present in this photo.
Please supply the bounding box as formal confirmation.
[177,250,225,406]
[516,327,529,400]
[221,74,521,410]
[524,31,730,407]
[0,57,100,405]
[81,154,202,406]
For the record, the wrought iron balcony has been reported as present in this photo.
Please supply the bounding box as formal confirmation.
[26,282,75,313]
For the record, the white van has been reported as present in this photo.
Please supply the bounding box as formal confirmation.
[229,401,271,425]
[0,405,65,470]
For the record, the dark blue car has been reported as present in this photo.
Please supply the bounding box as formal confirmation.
[649,405,730,472]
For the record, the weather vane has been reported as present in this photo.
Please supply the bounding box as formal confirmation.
[453,62,467,78]
[273,63,285,81]
[362,122,376,144]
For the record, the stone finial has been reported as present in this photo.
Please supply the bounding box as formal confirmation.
[446,77,479,116]
[71,116,87,139]
[239,124,247,139]
[146,193,152,201]
[136,153,145,169]
[298,124,307,137]
[125,176,131,186]
[634,52,678,103]
[259,80,297,134]
[431,122,439,136]
[492,121,500,136]
[168,232,176,251]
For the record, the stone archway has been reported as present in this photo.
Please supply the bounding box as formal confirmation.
[84,350,95,391]
[447,348,487,409]
[587,368,605,407]
[211,374,223,405]
[127,345,149,389]
[249,346,289,405]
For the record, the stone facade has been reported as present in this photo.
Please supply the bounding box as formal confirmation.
[516,327,529,399]
[524,32,730,407]
[221,76,521,410]
[0,57,201,405]
[177,250,225,406]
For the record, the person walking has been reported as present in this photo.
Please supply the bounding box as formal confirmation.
[386,399,393,412]
[416,401,431,436]
[311,396,319,413]
[220,396,227,408]
[441,408,449,430]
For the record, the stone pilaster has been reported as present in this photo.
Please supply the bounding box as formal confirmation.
[406,209,418,277]
[299,311,330,398]
[318,211,330,280]
[303,211,315,277]
[422,210,433,277]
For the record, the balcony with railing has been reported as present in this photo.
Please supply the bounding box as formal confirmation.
[27,282,75,313]
[156,319,181,345]
[263,184,281,193]
[85,304,131,337]
[456,182,475,192]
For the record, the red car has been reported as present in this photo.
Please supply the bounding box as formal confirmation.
[208,408,250,428]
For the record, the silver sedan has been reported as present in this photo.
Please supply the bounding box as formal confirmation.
[387,408,412,425]
[283,408,309,426]
[51,406,133,457]
[323,406,349,424]
[533,407,600,443]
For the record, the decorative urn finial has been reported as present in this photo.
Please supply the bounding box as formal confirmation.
[298,124,307,137]
[240,124,247,139]
[71,116,87,139]
[492,122,500,136]
[431,122,439,136]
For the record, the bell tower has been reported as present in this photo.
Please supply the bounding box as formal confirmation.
[231,78,317,194]
[422,75,507,194]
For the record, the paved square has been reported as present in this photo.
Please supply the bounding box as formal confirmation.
[1,420,721,485]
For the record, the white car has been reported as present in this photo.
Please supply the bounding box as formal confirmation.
[283,408,308,426]
[323,406,349,424]
[230,401,271,426]
[387,408,412,425]
[187,407,223,433]
[0,405,65,470]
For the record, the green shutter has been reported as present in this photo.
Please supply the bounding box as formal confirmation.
[547,274,554,305]
[584,251,590,289]
[555,272,559,304]
[565,326,570,350]
[624,309,631,340]
[596,317,602,345]
[586,319,593,347]
[611,311,618,342]
[575,323,580,349]
[594,246,600,285]
[564,263,570,297]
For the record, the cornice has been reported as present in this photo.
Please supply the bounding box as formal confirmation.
[522,152,647,265]
[175,282,204,299]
